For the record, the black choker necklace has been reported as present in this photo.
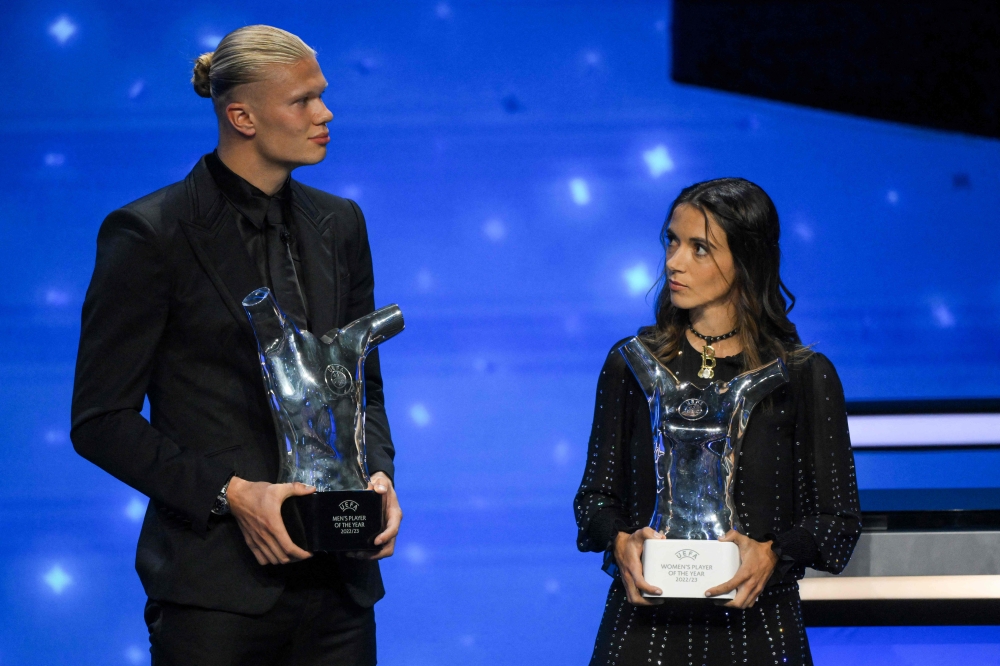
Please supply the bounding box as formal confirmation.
[688,325,738,379]
[688,325,739,345]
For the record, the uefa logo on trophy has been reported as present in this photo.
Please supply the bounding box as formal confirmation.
[243,287,404,552]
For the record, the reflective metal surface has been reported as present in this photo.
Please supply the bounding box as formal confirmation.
[619,337,788,539]
[243,288,404,491]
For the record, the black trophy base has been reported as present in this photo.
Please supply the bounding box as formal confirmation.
[281,490,385,553]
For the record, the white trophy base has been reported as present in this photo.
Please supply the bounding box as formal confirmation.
[641,539,741,599]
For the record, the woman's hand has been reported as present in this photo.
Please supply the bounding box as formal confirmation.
[704,530,778,608]
[613,528,665,605]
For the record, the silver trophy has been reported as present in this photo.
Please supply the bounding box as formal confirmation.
[618,337,788,598]
[243,287,404,552]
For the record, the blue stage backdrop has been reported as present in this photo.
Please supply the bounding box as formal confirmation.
[1,2,999,665]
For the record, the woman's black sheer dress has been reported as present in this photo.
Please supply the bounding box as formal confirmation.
[574,335,862,666]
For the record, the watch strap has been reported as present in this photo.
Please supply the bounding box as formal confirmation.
[210,477,233,516]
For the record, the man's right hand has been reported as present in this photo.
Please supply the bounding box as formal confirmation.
[614,527,665,605]
[226,476,314,565]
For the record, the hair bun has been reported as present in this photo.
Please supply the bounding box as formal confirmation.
[192,52,213,98]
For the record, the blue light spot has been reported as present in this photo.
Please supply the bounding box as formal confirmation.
[43,565,72,594]
[128,79,145,99]
[199,34,222,49]
[44,287,70,305]
[569,178,590,205]
[623,263,654,296]
[125,497,147,522]
[482,218,506,242]
[125,645,145,664]
[931,301,956,328]
[404,542,429,564]
[48,16,77,44]
[643,145,674,177]
[43,428,68,445]
[410,404,431,427]
[553,440,571,465]
[416,268,434,292]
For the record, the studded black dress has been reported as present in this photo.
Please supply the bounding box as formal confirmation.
[574,335,861,666]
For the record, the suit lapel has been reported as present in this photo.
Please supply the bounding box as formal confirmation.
[291,182,340,335]
[175,158,265,338]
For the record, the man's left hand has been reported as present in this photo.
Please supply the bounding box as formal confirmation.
[345,471,402,560]
[703,530,778,608]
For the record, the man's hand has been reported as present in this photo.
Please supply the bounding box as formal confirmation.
[346,471,402,561]
[226,476,314,566]
[613,528,665,605]
[704,530,778,608]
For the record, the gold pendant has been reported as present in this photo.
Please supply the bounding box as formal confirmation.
[698,344,716,379]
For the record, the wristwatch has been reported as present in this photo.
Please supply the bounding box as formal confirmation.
[210,477,233,516]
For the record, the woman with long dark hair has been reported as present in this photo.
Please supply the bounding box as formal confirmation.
[574,178,861,665]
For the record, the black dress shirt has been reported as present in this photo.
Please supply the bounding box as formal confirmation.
[204,150,310,329]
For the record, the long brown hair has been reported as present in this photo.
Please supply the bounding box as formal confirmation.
[642,177,806,371]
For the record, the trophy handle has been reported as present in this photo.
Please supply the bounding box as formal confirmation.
[320,304,405,357]
[319,305,405,492]
[243,287,296,353]
[726,358,789,438]
[618,337,680,403]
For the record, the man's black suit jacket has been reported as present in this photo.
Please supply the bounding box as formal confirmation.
[71,156,395,614]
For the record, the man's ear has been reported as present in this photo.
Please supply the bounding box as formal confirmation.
[224,102,256,138]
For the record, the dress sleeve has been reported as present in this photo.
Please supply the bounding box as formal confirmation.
[773,353,862,573]
[574,348,635,553]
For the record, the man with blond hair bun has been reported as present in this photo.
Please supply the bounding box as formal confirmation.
[71,25,401,665]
